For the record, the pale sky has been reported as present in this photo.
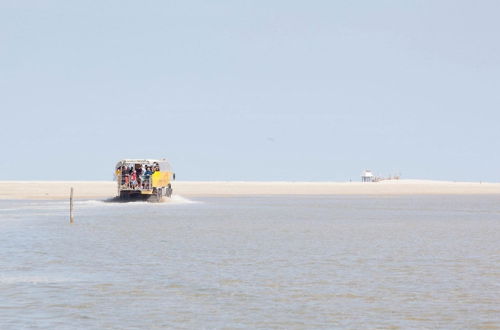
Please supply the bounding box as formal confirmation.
[1,1,499,181]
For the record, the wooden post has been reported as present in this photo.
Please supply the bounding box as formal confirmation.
[70,187,74,224]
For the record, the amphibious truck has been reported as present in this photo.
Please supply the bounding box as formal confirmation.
[115,159,174,201]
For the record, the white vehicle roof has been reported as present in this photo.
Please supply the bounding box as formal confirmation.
[115,159,172,171]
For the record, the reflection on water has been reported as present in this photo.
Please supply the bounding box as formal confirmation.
[0,195,499,328]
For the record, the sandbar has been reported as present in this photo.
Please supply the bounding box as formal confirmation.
[0,180,499,200]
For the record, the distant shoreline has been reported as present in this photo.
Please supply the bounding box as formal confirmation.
[0,180,499,200]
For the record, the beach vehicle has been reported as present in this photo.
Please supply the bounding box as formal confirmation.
[115,159,174,201]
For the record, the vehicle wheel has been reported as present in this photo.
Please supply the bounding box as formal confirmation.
[166,184,172,198]
[119,191,129,200]
[156,188,162,202]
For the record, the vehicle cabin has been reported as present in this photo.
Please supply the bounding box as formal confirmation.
[115,159,174,201]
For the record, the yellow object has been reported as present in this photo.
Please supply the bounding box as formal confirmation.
[152,171,171,188]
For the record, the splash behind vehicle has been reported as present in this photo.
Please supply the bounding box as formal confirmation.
[115,159,174,201]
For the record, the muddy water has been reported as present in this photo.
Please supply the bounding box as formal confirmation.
[0,195,499,328]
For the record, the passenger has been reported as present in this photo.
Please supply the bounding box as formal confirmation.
[144,166,153,189]
[130,170,138,189]
[124,172,130,187]
[136,164,143,187]
[122,166,132,187]
[120,166,127,186]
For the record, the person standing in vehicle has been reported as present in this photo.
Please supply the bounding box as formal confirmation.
[136,164,143,188]
[144,166,153,189]
[130,170,138,189]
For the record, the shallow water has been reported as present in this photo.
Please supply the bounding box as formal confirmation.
[0,195,499,329]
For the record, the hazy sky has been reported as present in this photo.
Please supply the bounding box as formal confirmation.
[1,1,499,181]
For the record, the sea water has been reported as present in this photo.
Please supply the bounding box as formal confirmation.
[0,195,499,329]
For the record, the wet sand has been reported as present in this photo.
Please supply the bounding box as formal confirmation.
[0,180,499,200]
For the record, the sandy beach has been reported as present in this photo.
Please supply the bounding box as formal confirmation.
[0,180,499,200]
